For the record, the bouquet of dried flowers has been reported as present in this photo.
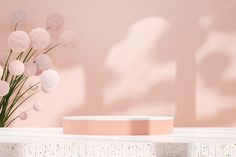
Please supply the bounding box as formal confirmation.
[0,10,77,127]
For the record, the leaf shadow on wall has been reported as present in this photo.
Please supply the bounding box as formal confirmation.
[52,0,236,127]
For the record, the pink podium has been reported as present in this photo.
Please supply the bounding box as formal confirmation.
[63,116,174,135]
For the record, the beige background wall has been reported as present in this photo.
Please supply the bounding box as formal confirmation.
[0,0,236,127]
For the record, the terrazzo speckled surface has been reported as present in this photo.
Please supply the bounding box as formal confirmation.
[1,142,236,157]
[0,128,236,157]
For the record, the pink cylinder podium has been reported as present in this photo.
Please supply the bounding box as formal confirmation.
[63,116,174,135]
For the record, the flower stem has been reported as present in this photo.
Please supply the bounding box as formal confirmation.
[44,43,60,54]
[14,23,18,31]
[1,50,12,80]
[6,89,41,123]
[23,47,33,63]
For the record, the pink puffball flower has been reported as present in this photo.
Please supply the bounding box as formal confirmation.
[10,9,27,24]
[46,13,64,31]
[0,81,10,96]
[35,68,42,76]
[40,69,59,89]
[30,27,51,50]
[59,30,78,48]
[0,66,3,78]
[19,112,28,120]
[35,54,51,71]
[9,60,25,76]
[8,31,30,52]
[33,101,44,112]
[24,62,37,77]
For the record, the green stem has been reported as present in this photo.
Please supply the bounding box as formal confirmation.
[44,43,60,54]
[26,50,37,62]
[6,90,41,123]
[5,116,19,127]
[23,47,33,63]
[14,23,18,31]
[0,75,25,123]
[5,82,40,122]
[16,52,24,60]
[1,50,12,80]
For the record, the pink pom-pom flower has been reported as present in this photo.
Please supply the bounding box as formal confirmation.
[30,28,50,50]
[8,31,30,52]
[0,81,9,96]
[59,30,78,48]
[35,54,51,71]
[9,60,25,76]
[24,62,37,77]
[10,9,27,24]
[40,69,59,89]
[46,13,64,31]
[33,101,44,112]
[0,66,3,78]
[19,112,28,120]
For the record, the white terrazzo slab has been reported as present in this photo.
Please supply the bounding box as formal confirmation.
[0,128,236,157]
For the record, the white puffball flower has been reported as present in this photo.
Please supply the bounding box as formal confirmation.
[33,101,44,112]
[9,60,25,76]
[0,66,3,78]
[19,112,28,120]
[59,30,78,48]
[10,9,27,24]
[41,69,59,89]
[24,62,37,77]
[35,54,51,71]
[0,81,10,96]
[29,80,40,91]
[8,31,30,52]
[46,12,64,31]
[41,85,52,94]
[30,27,51,50]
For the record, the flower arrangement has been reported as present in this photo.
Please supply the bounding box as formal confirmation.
[0,9,77,127]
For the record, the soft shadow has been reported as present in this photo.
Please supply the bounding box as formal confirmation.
[58,0,236,127]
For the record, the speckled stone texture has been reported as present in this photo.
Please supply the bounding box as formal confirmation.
[1,128,236,157]
[0,142,190,157]
[1,142,236,157]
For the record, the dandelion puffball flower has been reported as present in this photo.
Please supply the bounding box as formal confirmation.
[46,12,64,31]
[59,30,78,48]
[8,31,30,52]
[19,112,28,120]
[0,66,3,78]
[35,54,51,71]
[24,62,37,77]
[10,9,26,24]
[33,101,44,112]
[30,27,50,50]
[9,60,25,76]
[0,81,10,96]
[41,69,59,89]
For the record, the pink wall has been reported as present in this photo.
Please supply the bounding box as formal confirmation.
[1,0,236,127]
